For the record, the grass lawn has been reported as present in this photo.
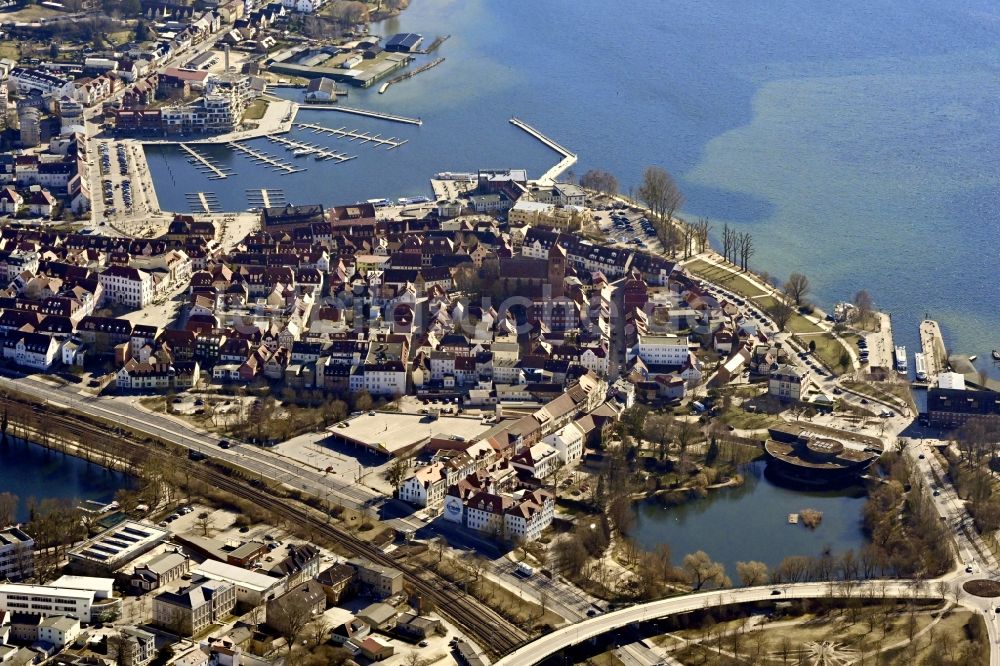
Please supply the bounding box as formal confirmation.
[107,30,133,46]
[798,332,852,374]
[684,259,766,299]
[0,4,61,20]
[243,99,270,121]
[0,41,19,60]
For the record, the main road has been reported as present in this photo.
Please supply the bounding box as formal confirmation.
[493,579,998,666]
[0,373,380,511]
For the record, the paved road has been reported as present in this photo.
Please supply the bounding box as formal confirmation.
[0,373,380,511]
[492,580,977,666]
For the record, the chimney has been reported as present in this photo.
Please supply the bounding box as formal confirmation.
[224,44,230,73]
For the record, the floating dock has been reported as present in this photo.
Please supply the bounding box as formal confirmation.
[509,116,577,184]
[294,123,408,149]
[185,192,220,214]
[298,104,423,125]
[265,135,356,162]
[246,189,286,210]
[227,141,304,174]
[179,143,231,180]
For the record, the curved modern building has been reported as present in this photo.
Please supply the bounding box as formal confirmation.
[763,424,880,483]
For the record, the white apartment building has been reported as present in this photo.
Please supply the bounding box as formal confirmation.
[504,490,555,543]
[510,442,561,479]
[0,584,96,622]
[0,528,34,581]
[543,421,585,463]
[99,265,154,308]
[398,462,447,507]
[630,333,690,367]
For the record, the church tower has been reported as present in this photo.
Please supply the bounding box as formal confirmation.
[547,243,567,298]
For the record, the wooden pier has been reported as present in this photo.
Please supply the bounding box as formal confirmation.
[298,104,423,125]
[508,117,577,184]
[227,141,304,174]
[265,135,355,162]
[246,189,286,210]
[294,123,408,149]
[179,143,231,180]
[185,192,220,214]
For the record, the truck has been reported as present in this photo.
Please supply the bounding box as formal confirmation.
[514,563,534,577]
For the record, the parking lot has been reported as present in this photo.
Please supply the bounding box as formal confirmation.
[592,199,663,253]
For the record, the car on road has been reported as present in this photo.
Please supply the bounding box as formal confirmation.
[933,490,940,496]
[586,609,598,617]
[832,387,843,395]
[771,589,782,595]
[918,454,926,459]
[860,398,870,404]
[418,641,429,647]
[966,566,974,573]
[219,440,230,449]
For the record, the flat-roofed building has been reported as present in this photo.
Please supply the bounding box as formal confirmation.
[0,581,119,623]
[190,559,283,605]
[67,521,169,575]
[0,527,34,581]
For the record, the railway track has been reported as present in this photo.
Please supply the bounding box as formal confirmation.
[0,393,529,656]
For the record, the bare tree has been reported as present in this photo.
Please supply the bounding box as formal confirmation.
[721,222,734,263]
[694,217,711,253]
[194,512,213,537]
[767,300,795,332]
[269,588,320,653]
[638,166,684,254]
[682,550,730,590]
[784,273,810,307]
[383,457,410,495]
[735,560,769,587]
[0,492,17,527]
[737,231,754,271]
[579,169,619,196]
[853,289,875,326]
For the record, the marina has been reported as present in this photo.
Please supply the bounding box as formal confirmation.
[508,116,577,184]
[265,135,356,162]
[296,104,424,125]
[294,123,409,149]
[227,141,305,174]
[179,143,233,180]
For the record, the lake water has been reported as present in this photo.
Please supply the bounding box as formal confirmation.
[632,461,869,574]
[147,0,1000,366]
[0,438,131,522]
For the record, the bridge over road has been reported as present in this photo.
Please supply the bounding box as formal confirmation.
[493,580,998,666]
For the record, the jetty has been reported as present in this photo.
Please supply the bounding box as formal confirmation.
[246,189,286,210]
[265,135,355,162]
[294,123,408,149]
[185,192,220,214]
[509,117,577,184]
[422,34,450,53]
[379,57,445,94]
[919,319,946,385]
[179,144,231,180]
[227,141,304,174]
[298,104,423,125]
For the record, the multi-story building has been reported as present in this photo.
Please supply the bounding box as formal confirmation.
[8,68,75,97]
[347,557,403,599]
[0,583,103,622]
[768,364,810,402]
[629,333,690,367]
[37,615,81,649]
[398,462,447,507]
[99,265,155,308]
[504,489,555,542]
[153,579,236,637]
[543,421,585,463]
[0,527,34,581]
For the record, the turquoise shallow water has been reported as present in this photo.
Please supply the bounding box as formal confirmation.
[148,0,1000,366]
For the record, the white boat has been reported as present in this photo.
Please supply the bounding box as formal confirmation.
[895,345,908,373]
[292,149,310,157]
[969,355,978,362]
[914,352,927,382]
